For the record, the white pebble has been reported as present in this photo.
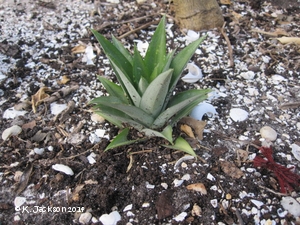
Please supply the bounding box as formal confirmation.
[52,164,74,176]
[79,212,92,224]
[14,197,26,208]
[87,153,96,164]
[173,179,184,187]
[3,107,27,119]
[207,173,216,181]
[210,199,218,208]
[34,148,44,155]
[89,133,101,144]
[291,143,300,161]
[280,197,300,218]
[229,108,249,122]
[145,182,155,189]
[123,204,133,212]
[2,125,22,141]
[50,102,67,115]
[240,71,255,80]
[181,174,191,181]
[91,113,105,123]
[161,183,168,189]
[174,212,187,222]
[95,129,106,137]
[99,211,121,225]
[142,202,150,208]
[251,199,264,209]
[260,126,277,141]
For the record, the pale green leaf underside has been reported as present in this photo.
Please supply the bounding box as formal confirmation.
[161,136,197,157]
[139,69,173,117]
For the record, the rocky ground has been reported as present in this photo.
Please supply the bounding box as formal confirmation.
[0,0,300,224]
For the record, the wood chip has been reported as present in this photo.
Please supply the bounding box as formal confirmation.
[220,161,244,179]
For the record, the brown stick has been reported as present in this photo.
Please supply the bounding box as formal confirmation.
[118,20,159,39]
[219,22,234,67]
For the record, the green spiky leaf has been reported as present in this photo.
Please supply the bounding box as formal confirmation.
[144,16,166,81]
[161,136,197,157]
[97,76,129,103]
[105,128,137,151]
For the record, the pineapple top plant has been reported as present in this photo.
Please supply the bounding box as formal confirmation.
[90,16,211,156]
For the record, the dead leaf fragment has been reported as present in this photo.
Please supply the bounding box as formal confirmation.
[186,183,207,195]
[180,117,206,140]
[276,37,300,45]
[31,130,49,142]
[251,28,289,37]
[231,10,242,21]
[220,161,244,179]
[72,184,85,201]
[15,163,33,195]
[279,102,300,110]
[57,75,70,85]
[31,87,51,113]
[180,124,195,138]
[22,120,37,130]
[71,45,86,54]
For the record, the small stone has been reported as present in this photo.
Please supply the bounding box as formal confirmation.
[181,174,191,181]
[91,113,105,123]
[260,126,277,141]
[52,164,74,176]
[174,212,187,222]
[280,197,300,218]
[3,107,27,119]
[123,204,133,212]
[207,173,215,181]
[181,162,187,168]
[99,211,121,225]
[87,153,96,164]
[50,102,67,115]
[142,202,150,208]
[173,179,184,187]
[34,148,44,155]
[226,193,232,200]
[2,125,22,141]
[14,197,26,208]
[191,203,202,216]
[210,199,218,208]
[146,182,155,189]
[240,71,255,80]
[161,183,168,189]
[251,199,264,209]
[79,212,92,224]
[95,129,106,137]
[229,108,249,122]
[291,143,300,161]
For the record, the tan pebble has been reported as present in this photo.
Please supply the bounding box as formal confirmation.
[91,113,105,123]
[191,203,202,216]
[226,193,232,200]
[14,171,23,182]
[181,162,187,168]
[260,126,277,141]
